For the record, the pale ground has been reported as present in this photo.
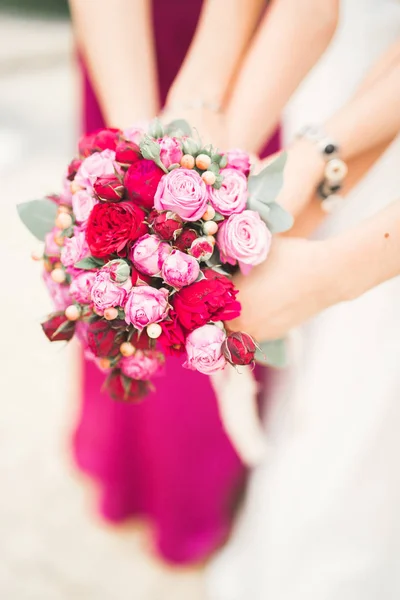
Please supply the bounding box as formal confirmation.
[0,13,205,599]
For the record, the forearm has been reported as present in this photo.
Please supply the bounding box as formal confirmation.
[166,0,264,109]
[226,0,339,152]
[329,200,400,303]
[69,0,158,128]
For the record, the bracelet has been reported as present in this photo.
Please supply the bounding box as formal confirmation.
[163,99,222,115]
[296,125,348,213]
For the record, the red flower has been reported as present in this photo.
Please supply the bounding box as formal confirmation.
[157,312,186,356]
[105,369,151,402]
[173,269,241,331]
[115,140,141,166]
[124,159,164,209]
[131,266,152,286]
[86,319,126,358]
[93,174,125,202]
[78,128,120,158]
[86,201,147,258]
[41,312,75,342]
[175,229,198,252]
[130,330,153,350]
[152,211,183,241]
[67,158,82,181]
[222,331,256,366]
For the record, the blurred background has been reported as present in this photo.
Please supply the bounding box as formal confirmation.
[0,2,203,598]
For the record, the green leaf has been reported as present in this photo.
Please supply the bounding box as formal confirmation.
[255,339,288,368]
[213,212,225,222]
[75,256,105,270]
[139,135,168,173]
[181,137,200,155]
[248,151,287,206]
[263,201,294,233]
[147,118,164,139]
[17,198,58,241]
[209,162,220,176]
[165,119,192,137]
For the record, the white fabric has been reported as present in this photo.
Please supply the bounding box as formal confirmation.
[207,1,400,599]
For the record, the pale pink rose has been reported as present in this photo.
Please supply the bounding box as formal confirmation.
[130,234,171,276]
[158,136,183,169]
[42,271,71,311]
[72,189,98,224]
[226,149,251,176]
[44,227,62,258]
[120,350,164,380]
[208,168,248,216]
[90,269,132,310]
[69,270,97,304]
[154,169,208,222]
[60,227,90,268]
[184,324,227,375]
[217,210,272,274]
[190,237,214,261]
[161,249,200,289]
[60,175,73,207]
[124,285,169,330]
[123,123,148,145]
[75,149,117,190]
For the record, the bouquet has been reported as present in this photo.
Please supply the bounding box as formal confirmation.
[18,119,291,421]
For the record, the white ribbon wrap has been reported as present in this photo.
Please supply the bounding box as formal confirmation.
[210,365,267,467]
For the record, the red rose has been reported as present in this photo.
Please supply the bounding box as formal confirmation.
[130,330,153,350]
[86,319,126,358]
[67,158,82,181]
[175,228,198,252]
[157,312,186,356]
[86,201,147,258]
[131,266,152,286]
[124,159,164,209]
[105,369,151,402]
[222,331,256,366]
[41,312,76,342]
[173,269,241,331]
[78,128,120,158]
[115,140,141,166]
[93,174,125,202]
[152,211,183,241]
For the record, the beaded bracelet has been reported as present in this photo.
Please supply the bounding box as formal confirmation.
[296,125,348,213]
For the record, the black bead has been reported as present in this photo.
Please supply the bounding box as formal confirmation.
[330,184,342,192]
[324,143,337,155]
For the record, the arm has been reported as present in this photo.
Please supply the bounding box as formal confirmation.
[69,0,158,128]
[225,0,340,152]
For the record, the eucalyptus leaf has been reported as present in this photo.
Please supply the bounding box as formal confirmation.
[213,212,225,222]
[139,135,168,173]
[209,162,220,176]
[17,198,58,241]
[148,118,164,139]
[248,151,287,206]
[262,201,294,233]
[255,338,288,368]
[165,119,192,137]
[219,155,228,169]
[75,256,105,270]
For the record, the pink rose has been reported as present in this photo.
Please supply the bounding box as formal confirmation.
[60,227,90,268]
[69,271,97,304]
[72,190,98,224]
[217,210,272,274]
[161,249,200,289]
[75,149,118,191]
[158,136,183,168]
[91,268,132,311]
[123,123,148,145]
[44,227,62,258]
[190,237,214,261]
[120,350,165,380]
[208,168,248,216]
[154,169,208,222]
[60,176,73,207]
[184,324,227,375]
[130,234,171,276]
[226,149,251,176]
[124,285,169,330]
[43,271,71,310]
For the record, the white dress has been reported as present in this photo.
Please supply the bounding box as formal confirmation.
[207,1,400,599]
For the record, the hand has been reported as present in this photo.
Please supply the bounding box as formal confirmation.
[161,106,228,150]
[230,237,342,340]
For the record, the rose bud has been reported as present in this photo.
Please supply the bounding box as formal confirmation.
[147,209,159,225]
[124,285,169,330]
[161,249,200,289]
[130,234,172,276]
[222,331,256,366]
[91,268,132,311]
[158,136,183,169]
[86,319,126,358]
[226,149,251,176]
[106,259,130,283]
[175,229,198,252]
[152,211,183,241]
[124,159,164,209]
[190,237,214,261]
[120,350,165,381]
[115,140,141,166]
[131,265,152,287]
[184,324,227,375]
[105,369,151,403]
[67,158,82,181]
[93,174,125,202]
[41,312,76,342]
[78,127,120,158]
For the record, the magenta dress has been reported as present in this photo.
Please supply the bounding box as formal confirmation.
[73,0,279,564]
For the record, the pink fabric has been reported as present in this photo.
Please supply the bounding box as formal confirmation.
[73,0,279,564]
